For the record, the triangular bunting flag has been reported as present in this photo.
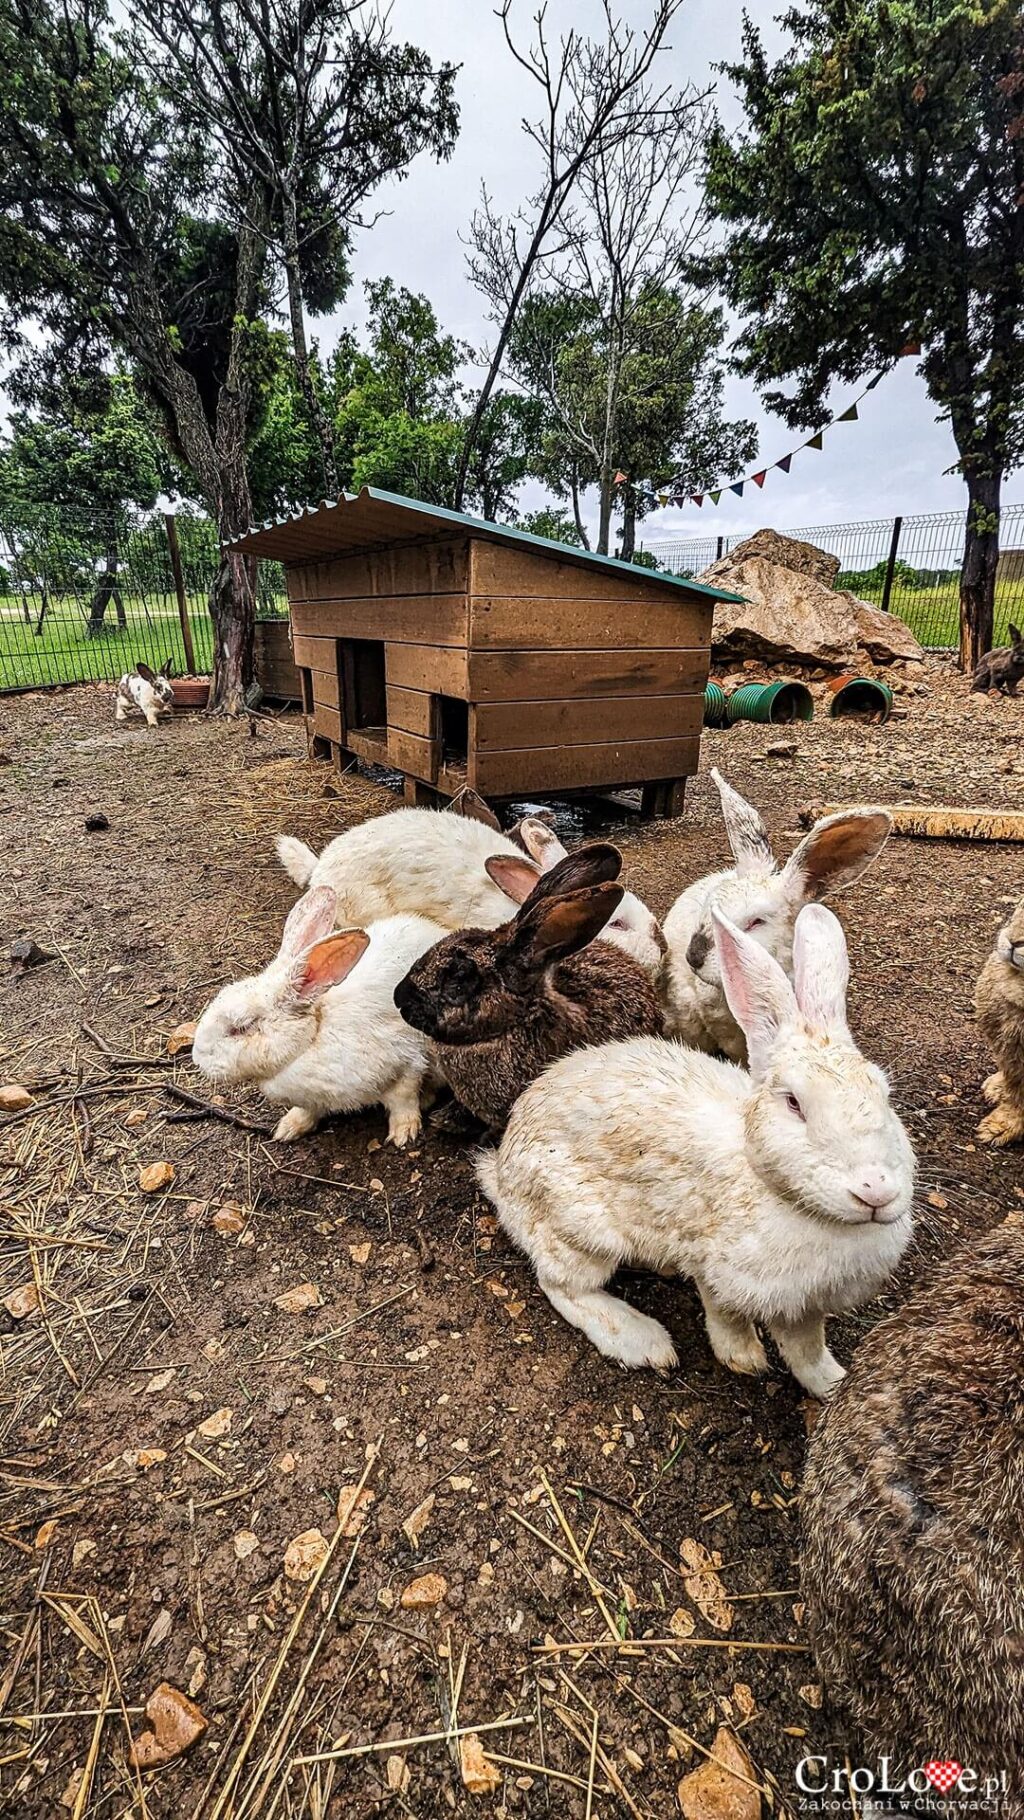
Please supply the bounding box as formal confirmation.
[776,454,793,473]
[729,481,744,496]
[805,432,824,450]
[691,494,704,507]
[837,403,858,422]
[752,470,767,488]
[709,490,722,505]
[866,370,885,390]
[613,470,627,485]
[657,493,669,507]
[900,341,921,357]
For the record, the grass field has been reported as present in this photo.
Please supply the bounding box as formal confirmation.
[0,593,287,691]
[3,576,1024,692]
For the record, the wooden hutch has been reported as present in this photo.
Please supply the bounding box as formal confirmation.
[234,489,740,818]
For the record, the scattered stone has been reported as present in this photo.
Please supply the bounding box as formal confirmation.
[386,1756,411,1794]
[211,1202,248,1237]
[124,1448,168,1470]
[460,1731,502,1795]
[35,1519,58,1549]
[124,1106,149,1128]
[680,1539,734,1632]
[668,1606,696,1638]
[284,1528,329,1582]
[273,1282,323,1314]
[337,1485,375,1537]
[766,740,797,759]
[677,1726,759,1820]
[196,1407,233,1439]
[400,1573,448,1609]
[10,937,52,970]
[0,1084,33,1113]
[401,1491,436,1550]
[144,1368,176,1394]
[84,812,110,832]
[233,1529,260,1561]
[166,1021,197,1055]
[129,1683,208,1770]
[139,1161,176,1195]
[72,1538,97,1569]
[4,1283,40,1320]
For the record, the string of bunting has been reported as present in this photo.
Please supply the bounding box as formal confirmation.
[613,350,919,509]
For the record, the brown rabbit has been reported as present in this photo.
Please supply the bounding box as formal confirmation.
[972,623,1024,694]
[393,843,663,1128]
[975,892,1024,1145]
[801,1217,1024,1799]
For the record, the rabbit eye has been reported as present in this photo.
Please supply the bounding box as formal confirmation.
[783,1092,805,1121]
[745,916,766,931]
[229,1018,255,1038]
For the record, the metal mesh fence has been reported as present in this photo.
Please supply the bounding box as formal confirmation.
[641,504,1024,650]
[0,505,286,694]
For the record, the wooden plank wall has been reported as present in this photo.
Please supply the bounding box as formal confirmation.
[254,620,301,701]
[285,533,712,797]
[465,540,710,795]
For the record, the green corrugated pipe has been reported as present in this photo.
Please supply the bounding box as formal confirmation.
[827,677,893,723]
[703,681,728,727]
[726,680,814,725]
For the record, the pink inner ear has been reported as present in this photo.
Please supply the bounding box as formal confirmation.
[486,854,542,904]
[294,930,369,998]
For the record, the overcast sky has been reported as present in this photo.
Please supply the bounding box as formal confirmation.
[320,0,1018,553]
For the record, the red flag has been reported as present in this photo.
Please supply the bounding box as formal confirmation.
[752,470,767,488]
[613,470,627,485]
[691,494,704,507]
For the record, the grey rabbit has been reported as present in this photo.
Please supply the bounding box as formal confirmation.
[972,622,1024,694]
[392,842,663,1128]
[801,1216,1024,1800]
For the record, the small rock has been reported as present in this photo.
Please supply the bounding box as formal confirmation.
[460,1732,502,1795]
[72,1538,97,1568]
[386,1756,411,1794]
[124,1106,149,1128]
[139,1161,176,1195]
[273,1282,323,1314]
[196,1407,232,1439]
[166,1022,198,1056]
[129,1683,208,1770]
[4,1283,40,1320]
[677,1726,759,1820]
[401,1491,436,1550]
[233,1529,260,1561]
[211,1202,248,1237]
[10,938,52,970]
[337,1486,375,1536]
[766,740,797,758]
[400,1573,448,1609]
[84,812,110,832]
[0,1084,33,1113]
[284,1528,329,1583]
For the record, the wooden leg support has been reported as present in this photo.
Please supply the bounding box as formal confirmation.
[310,733,333,762]
[640,778,687,820]
[403,775,443,808]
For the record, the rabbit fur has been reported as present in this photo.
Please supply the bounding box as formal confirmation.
[393,843,663,1129]
[975,890,1024,1146]
[662,768,890,1061]
[192,885,444,1146]
[801,1216,1024,1793]
[275,805,659,972]
[477,902,914,1395]
[115,659,175,727]
[972,622,1024,694]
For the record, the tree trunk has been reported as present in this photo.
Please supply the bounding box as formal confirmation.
[209,440,257,714]
[959,470,1001,672]
[619,490,636,562]
[597,467,614,556]
[281,185,339,500]
[87,534,123,636]
[570,473,591,550]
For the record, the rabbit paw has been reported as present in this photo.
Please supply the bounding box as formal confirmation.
[273,1106,318,1143]
[977,1102,1024,1146]
[797,1353,847,1402]
[387,1112,422,1148]
[609,1310,679,1373]
[982,1070,1005,1105]
[704,1309,769,1377]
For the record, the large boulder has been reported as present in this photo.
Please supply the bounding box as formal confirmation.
[699,530,925,669]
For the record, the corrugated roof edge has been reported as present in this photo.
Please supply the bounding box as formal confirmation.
[230,485,746,605]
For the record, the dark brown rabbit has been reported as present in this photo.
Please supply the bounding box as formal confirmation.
[393,843,663,1127]
[801,1216,1024,1798]
[972,622,1024,694]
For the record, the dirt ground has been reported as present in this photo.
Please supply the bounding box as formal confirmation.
[2,665,1022,1819]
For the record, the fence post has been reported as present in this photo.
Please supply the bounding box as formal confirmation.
[164,514,197,675]
[716,535,724,560]
[880,516,903,615]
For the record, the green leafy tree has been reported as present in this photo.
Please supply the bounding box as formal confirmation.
[701,0,1024,668]
[0,371,171,632]
[516,506,585,547]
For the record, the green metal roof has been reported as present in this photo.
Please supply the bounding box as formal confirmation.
[231,485,744,604]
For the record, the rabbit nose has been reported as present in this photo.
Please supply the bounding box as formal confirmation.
[851,1170,898,1216]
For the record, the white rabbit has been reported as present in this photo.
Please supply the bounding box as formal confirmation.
[114,658,175,728]
[477,902,914,1397]
[512,816,666,977]
[662,769,890,1060]
[192,885,444,1146]
[275,805,659,971]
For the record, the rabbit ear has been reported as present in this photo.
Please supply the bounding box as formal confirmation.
[136,660,156,683]
[290,929,369,1000]
[523,842,622,905]
[279,885,338,958]
[447,788,501,831]
[486,853,543,905]
[792,903,850,1034]
[1011,624,1022,646]
[712,908,796,1077]
[711,768,774,875]
[517,818,569,869]
[511,883,624,973]
[782,809,890,905]
[163,656,175,678]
